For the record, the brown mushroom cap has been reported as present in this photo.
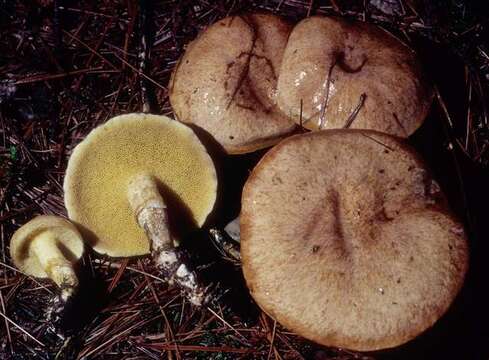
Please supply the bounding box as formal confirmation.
[169,13,297,154]
[276,16,433,136]
[64,113,217,257]
[10,215,84,278]
[241,130,468,351]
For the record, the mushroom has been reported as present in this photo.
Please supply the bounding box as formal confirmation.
[224,216,240,243]
[10,215,84,325]
[276,16,433,136]
[169,13,297,154]
[209,217,242,263]
[241,130,468,351]
[64,113,217,305]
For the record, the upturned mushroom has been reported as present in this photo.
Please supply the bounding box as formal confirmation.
[10,215,84,325]
[169,13,297,154]
[241,130,468,351]
[64,113,217,305]
[276,16,433,136]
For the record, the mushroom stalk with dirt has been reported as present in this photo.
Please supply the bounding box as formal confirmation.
[64,113,218,306]
[127,174,204,302]
[10,216,84,333]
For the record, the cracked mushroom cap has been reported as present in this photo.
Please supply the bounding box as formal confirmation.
[10,216,84,278]
[276,16,433,136]
[169,13,297,154]
[241,130,468,351]
[64,113,217,257]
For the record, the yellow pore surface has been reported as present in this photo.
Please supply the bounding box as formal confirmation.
[64,114,218,257]
[10,215,84,278]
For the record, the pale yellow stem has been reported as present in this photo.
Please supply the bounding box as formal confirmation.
[31,231,78,296]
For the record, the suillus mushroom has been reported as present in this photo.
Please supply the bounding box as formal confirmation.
[276,16,433,136]
[64,113,218,305]
[169,13,297,154]
[224,216,240,243]
[209,216,242,263]
[10,215,84,325]
[241,130,468,351]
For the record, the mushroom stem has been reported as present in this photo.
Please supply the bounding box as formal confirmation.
[127,174,207,306]
[30,231,79,331]
[31,231,79,298]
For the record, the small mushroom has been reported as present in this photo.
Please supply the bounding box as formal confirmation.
[276,16,433,136]
[10,215,84,327]
[209,229,241,264]
[224,216,240,243]
[241,130,468,351]
[64,113,218,305]
[209,217,241,263]
[169,13,297,154]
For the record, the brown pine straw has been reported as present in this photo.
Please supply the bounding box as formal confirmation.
[1,0,488,359]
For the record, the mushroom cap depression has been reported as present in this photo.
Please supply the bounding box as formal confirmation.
[10,216,84,278]
[169,13,297,154]
[64,114,218,257]
[241,130,468,351]
[276,16,433,136]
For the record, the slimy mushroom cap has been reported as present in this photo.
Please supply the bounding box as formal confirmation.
[64,113,218,257]
[170,13,297,154]
[276,16,433,136]
[10,215,84,278]
[241,130,468,351]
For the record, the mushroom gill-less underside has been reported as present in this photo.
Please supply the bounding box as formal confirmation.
[64,114,217,257]
[64,113,218,305]
[169,13,297,154]
[241,130,468,351]
[276,16,433,136]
